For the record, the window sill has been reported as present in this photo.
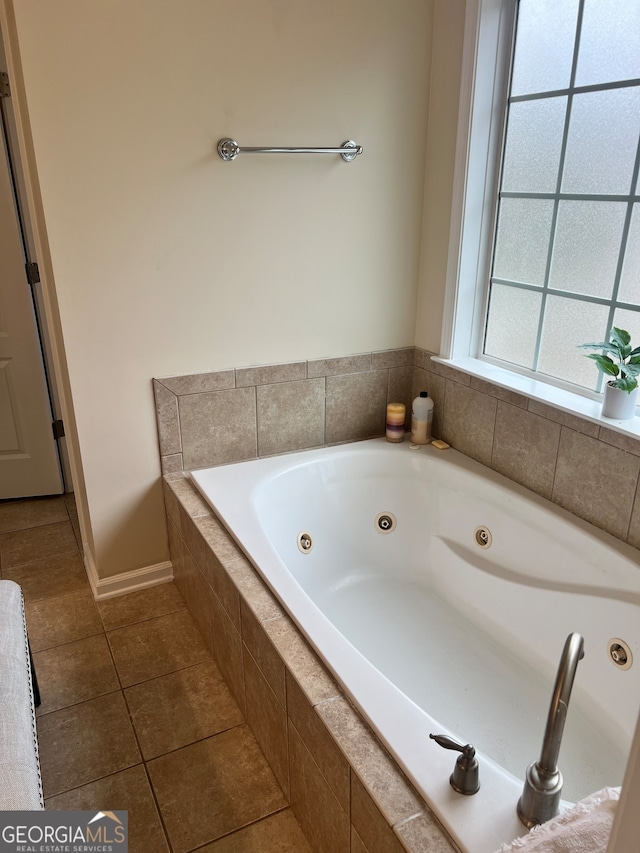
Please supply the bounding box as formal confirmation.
[432,356,640,442]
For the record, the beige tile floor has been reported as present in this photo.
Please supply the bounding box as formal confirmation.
[0,494,313,853]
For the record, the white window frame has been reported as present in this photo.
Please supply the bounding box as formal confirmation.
[438,0,640,439]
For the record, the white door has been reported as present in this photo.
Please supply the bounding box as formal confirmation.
[0,107,63,498]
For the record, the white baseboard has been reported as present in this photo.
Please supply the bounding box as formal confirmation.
[83,544,173,601]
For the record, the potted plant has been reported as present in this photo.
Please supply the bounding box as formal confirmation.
[579,327,640,419]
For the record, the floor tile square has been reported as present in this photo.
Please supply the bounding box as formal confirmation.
[26,588,103,651]
[46,765,169,853]
[147,725,287,853]
[125,660,243,760]
[0,496,68,535]
[0,520,77,568]
[34,634,120,716]
[37,692,141,797]
[198,809,313,852]
[98,581,185,631]
[107,609,210,687]
[3,552,88,602]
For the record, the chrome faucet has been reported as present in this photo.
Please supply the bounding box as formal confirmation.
[517,632,585,828]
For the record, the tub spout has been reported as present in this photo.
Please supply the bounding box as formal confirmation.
[517,632,585,829]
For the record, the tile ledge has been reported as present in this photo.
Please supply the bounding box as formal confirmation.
[393,809,426,828]
[434,356,640,442]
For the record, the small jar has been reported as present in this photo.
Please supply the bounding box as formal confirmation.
[386,403,406,442]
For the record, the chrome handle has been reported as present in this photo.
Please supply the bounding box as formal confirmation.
[430,734,480,795]
[430,734,471,754]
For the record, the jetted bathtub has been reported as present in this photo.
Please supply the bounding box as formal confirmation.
[190,437,640,853]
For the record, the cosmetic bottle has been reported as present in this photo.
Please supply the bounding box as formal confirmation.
[410,391,433,445]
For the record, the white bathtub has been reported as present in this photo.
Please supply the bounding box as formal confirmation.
[190,438,640,853]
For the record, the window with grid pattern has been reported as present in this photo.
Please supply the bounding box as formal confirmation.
[483,0,640,394]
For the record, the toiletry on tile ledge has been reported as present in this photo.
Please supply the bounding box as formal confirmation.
[386,403,406,443]
[410,391,433,445]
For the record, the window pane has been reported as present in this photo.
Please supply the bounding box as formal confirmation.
[484,284,542,368]
[612,308,640,348]
[619,205,640,306]
[549,201,626,297]
[493,198,554,285]
[483,0,640,396]
[538,296,610,389]
[501,97,566,193]
[576,0,640,87]
[562,88,640,195]
[511,0,579,96]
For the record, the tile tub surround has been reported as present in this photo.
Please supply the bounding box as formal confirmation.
[163,474,456,853]
[414,348,640,552]
[153,348,415,474]
[156,349,640,852]
[156,345,640,550]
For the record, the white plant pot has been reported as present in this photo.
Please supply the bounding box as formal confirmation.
[602,383,639,419]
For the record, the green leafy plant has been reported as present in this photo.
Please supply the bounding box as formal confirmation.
[579,327,640,393]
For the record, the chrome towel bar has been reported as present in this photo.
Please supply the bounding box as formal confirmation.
[217,138,363,162]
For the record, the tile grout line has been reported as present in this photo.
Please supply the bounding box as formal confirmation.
[116,657,174,853]
[98,601,186,634]
[44,764,145,807]
[35,688,122,720]
[183,806,293,853]
[141,762,175,853]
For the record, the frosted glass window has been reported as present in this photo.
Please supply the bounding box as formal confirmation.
[482,0,640,396]
[576,0,640,87]
[511,0,579,96]
[613,308,640,348]
[619,206,640,306]
[549,201,626,297]
[501,98,566,193]
[538,297,610,390]
[484,284,542,369]
[562,88,640,195]
[493,199,554,286]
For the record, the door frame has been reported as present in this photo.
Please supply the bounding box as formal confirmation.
[0,2,94,570]
[0,38,72,493]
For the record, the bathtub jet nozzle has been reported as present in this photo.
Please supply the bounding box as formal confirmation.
[517,632,585,829]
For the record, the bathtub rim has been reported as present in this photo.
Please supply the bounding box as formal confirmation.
[163,470,463,853]
[190,437,640,580]
[187,437,640,852]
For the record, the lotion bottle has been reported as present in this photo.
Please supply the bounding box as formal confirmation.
[410,391,433,445]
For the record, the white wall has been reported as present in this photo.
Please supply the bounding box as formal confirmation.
[415,0,466,354]
[8,0,434,579]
